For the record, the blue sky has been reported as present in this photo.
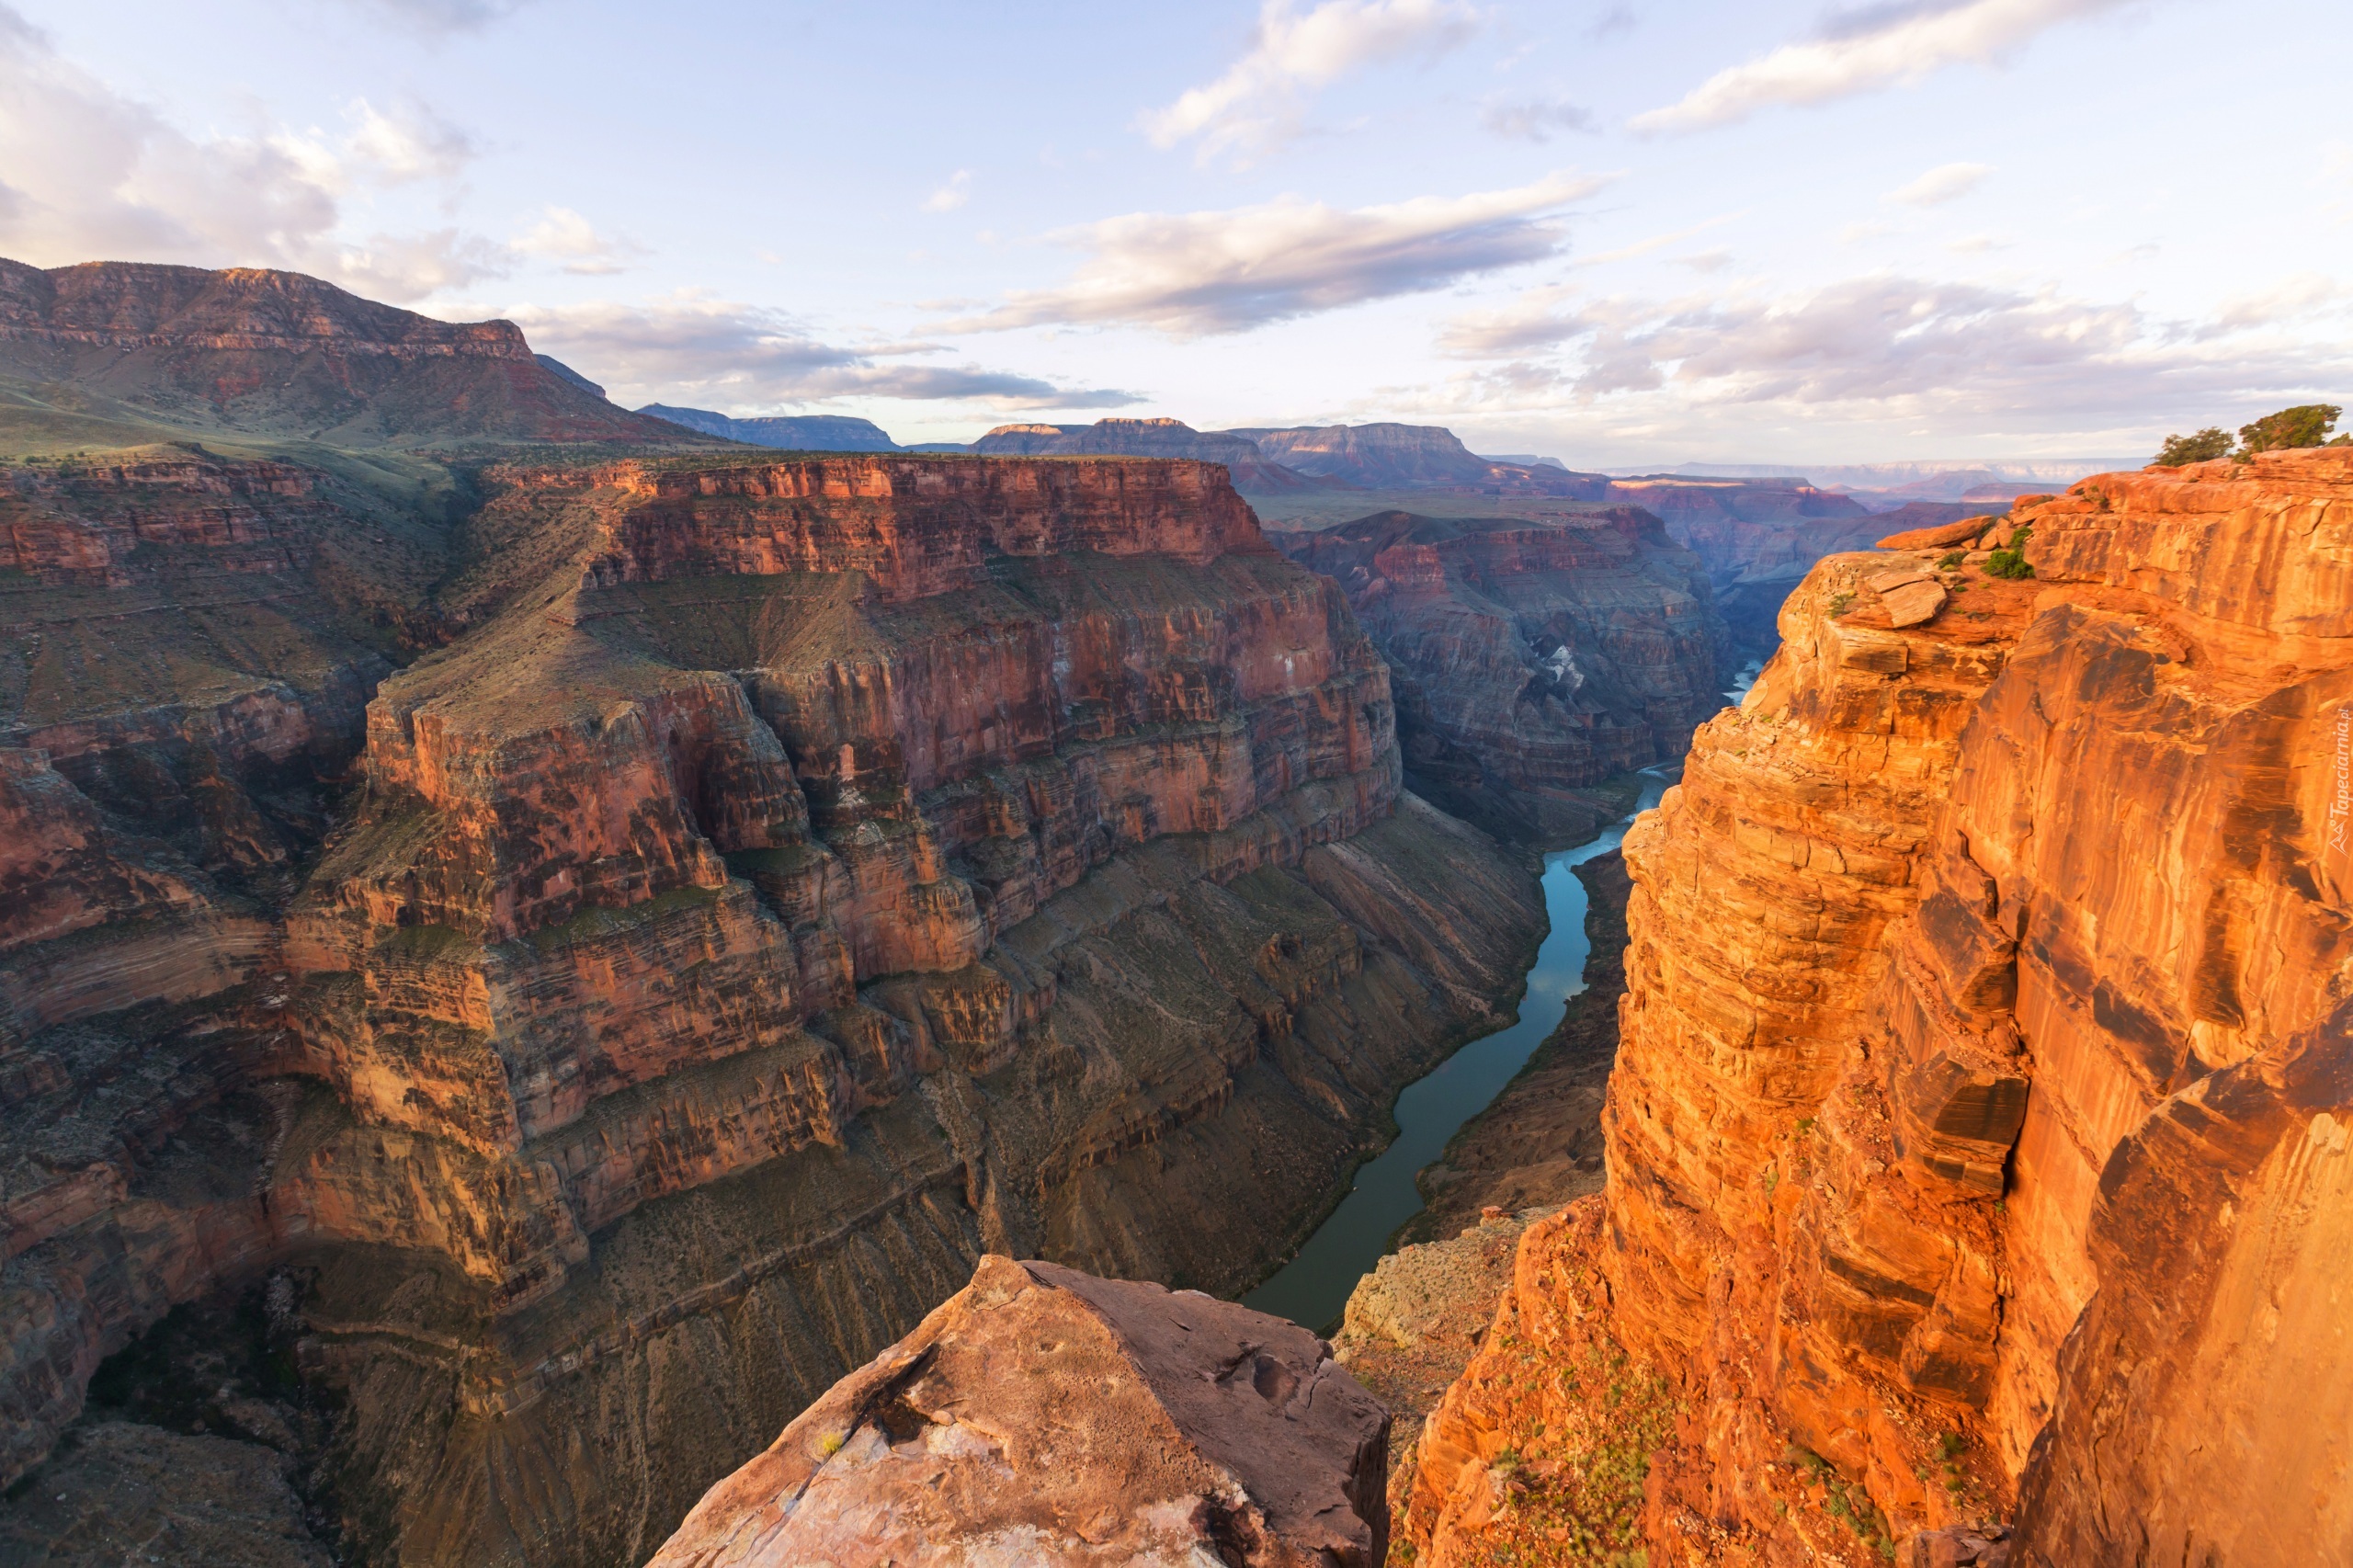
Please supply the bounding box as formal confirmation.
[5,0,2349,463]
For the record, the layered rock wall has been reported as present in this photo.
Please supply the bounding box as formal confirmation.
[0,452,1544,1566]
[1282,507,1721,840]
[1405,449,2353,1564]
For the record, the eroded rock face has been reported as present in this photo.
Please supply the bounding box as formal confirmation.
[1280,508,1722,841]
[1405,449,2353,1564]
[648,1255,1389,1568]
[0,450,1544,1565]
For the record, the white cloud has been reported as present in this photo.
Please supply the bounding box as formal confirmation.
[1886,160,1992,205]
[924,170,972,212]
[0,6,494,301]
[1142,0,1480,165]
[510,206,648,275]
[943,171,1608,339]
[1631,0,2133,133]
[1435,271,2353,426]
[1482,93,1597,142]
[2210,272,2348,334]
[344,99,476,183]
[504,294,1142,411]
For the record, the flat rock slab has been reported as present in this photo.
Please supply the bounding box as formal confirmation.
[646,1255,1392,1567]
[1875,515,2002,550]
[1867,567,1949,628]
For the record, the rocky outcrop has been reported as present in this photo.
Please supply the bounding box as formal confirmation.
[1405,448,2353,1563]
[647,1254,1390,1567]
[1281,509,1721,842]
[1600,475,1880,656]
[972,417,1309,490]
[0,258,688,447]
[0,449,1545,1565]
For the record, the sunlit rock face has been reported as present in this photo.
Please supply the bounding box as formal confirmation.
[1402,449,2353,1565]
[1280,506,1722,842]
[0,449,1543,1565]
[645,1255,1391,1568]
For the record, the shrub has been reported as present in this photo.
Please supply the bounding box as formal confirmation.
[1984,525,2034,580]
[2154,426,2232,466]
[1937,551,1964,569]
[2237,403,2343,456]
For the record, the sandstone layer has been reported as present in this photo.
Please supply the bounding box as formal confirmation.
[0,444,1545,1566]
[647,1254,1390,1568]
[1404,449,2353,1564]
[1281,510,1722,842]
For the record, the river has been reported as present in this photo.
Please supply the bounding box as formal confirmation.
[1238,658,1764,1333]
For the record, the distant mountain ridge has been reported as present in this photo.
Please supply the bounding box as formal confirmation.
[0,257,688,449]
[635,404,902,451]
[971,416,1308,488]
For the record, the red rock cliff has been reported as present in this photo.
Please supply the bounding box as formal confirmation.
[1404,448,2353,1565]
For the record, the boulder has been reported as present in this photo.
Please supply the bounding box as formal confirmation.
[646,1256,1392,1567]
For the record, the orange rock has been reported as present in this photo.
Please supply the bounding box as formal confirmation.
[1424,449,2353,1563]
[1874,515,2003,550]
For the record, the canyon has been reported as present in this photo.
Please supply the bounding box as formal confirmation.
[8,254,2347,1568]
[0,263,1564,1566]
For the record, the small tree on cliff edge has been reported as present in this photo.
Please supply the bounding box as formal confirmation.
[2154,427,2233,466]
[2154,405,2349,467]
[2238,403,2345,456]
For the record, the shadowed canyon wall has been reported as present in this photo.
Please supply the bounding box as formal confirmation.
[0,450,1545,1565]
[1280,508,1722,842]
[1402,449,2353,1565]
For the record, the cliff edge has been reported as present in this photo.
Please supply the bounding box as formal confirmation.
[1404,448,2353,1564]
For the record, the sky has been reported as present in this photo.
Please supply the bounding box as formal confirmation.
[4,0,2350,465]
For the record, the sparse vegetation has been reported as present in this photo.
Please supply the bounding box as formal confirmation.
[2154,426,2233,466]
[1937,551,1965,569]
[2239,403,2345,456]
[1789,1445,1898,1561]
[2155,404,2348,466]
[1984,525,2035,580]
[1829,590,1856,617]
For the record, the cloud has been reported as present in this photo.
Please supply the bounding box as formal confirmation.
[1631,0,2132,133]
[1436,271,2353,425]
[510,206,648,275]
[943,172,1608,339]
[1482,94,1597,142]
[504,295,1142,410]
[343,99,476,183]
[1885,160,1992,206]
[924,170,972,213]
[0,6,494,301]
[2209,272,2348,334]
[1142,0,1480,165]
[1574,211,1742,268]
[328,0,532,33]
